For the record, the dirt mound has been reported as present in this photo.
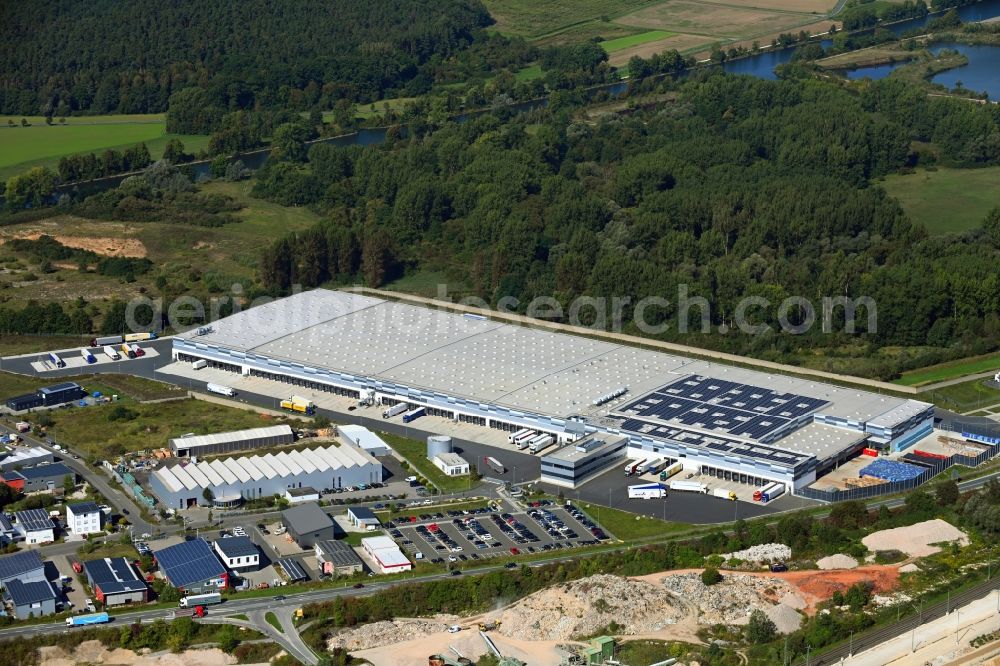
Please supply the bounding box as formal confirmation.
[38,641,239,666]
[327,617,460,651]
[765,603,803,634]
[789,566,899,603]
[492,574,684,641]
[817,554,859,570]
[862,519,968,557]
[658,572,793,625]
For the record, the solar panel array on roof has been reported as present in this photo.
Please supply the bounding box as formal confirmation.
[4,579,57,605]
[83,557,147,595]
[0,550,43,580]
[16,508,53,532]
[214,536,258,559]
[617,375,828,443]
[276,558,308,581]
[154,538,226,588]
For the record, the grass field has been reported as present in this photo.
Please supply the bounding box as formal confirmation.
[925,377,1000,412]
[575,502,688,541]
[0,114,209,181]
[482,0,656,37]
[882,166,1000,235]
[895,352,1000,387]
[600,30,676,52]
[0,335,93,357]
[378,432,476,494]
[47,396,278,459]
[514,64,545,81]
[617,1,804,38]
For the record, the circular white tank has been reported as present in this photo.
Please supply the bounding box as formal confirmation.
[427,435,453,458]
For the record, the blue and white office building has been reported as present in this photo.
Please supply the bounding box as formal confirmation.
[172,290,933,492]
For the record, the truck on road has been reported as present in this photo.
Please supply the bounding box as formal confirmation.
[382,403,407,419]
[171,606,206,618]
[486,456,505,474]
[280,395,315,415]
[180,592,222,607]
[81,349,97,364]
[103,346,121,361]
[206,383,237,397]
[66,612,110,627]
[628,483,667,499]
[668,480,708,493]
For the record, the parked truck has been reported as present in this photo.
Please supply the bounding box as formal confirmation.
[191,359,208,370]
[623,460,643,477]
[402,407,425,423]
[47,352,66,368]
[382,403,407,419]
[756,482,785,503]
[659,461,683,482]
[91,335,123,347]
[103,345,121,361]
[80,349,97,364]
[119,343,136,359]
[712,488,737,501]
[128,343,145,357]
[486,456,505,474]
[668,480,708,493]
[66,612,110,627]
[628,483,667,499]
[206,383,237,397]
[15,421,30,433]
[280,395,315,415]
[124,332,157,342]
[528,433,555,454]
[180,592,222,607]
[644,458,665,475]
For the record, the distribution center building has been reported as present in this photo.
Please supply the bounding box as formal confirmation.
[169,425,294,457]
[541,433,629,488]
[172,289,935,492]
[149,444,382,509]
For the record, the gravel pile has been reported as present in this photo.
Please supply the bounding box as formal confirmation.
[327,617,459,651]
[764,603,803,634]
[660,572,792,625]
[817,554,859,570]
[899,563,920,573]
[862,519,968,557]
[722,543,791,563]
[493,574,684,641]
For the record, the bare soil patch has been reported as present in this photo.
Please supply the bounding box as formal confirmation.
[38,641,241,666]
[616,1,799,38]
[11,232,148,258]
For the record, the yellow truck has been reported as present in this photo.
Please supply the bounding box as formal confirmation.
[280,395,315,415]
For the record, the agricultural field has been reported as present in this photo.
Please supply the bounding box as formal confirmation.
[616,1,810,39]
[0,115,210,181]
[600,30,676,52]
[482,0,656,37]
[606,33,715,65]
[882,166,1000,235]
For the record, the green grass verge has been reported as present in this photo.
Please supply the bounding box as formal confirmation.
[895,352,1000,387]
[377,432,477,494]
[264,611,283,633]
[230,613,249,621]
[925,377,1000,412]
[882,166,1000,235]
[341,530,383,546]
[575,501,691,541]
[600,29,675,52]
[0,334,94,357]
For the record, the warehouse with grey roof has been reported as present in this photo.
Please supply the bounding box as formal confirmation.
[172,290,934,492]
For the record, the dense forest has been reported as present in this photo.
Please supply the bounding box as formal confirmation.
[253,73,1000,378]
[0,0,495,116]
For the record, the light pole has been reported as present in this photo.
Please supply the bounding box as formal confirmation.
[805,644,811,666]
[849,630,853,656]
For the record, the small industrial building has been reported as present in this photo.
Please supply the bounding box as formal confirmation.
[0,514,17,545]
[0,446,54,473]
[213,536,260,572]
[66,501,102,536]
[0,550,45,588]
[361,535,411,574]
[346,506,380,530]
[149,444,382,510]
[154,538,228,593]
[4,394,42,411]
[3,579,58,619]
[432,452,469,476]
[15,508,55,544]
[314,540,364,576]
[285,487,320,504]
[82,557,148,606]
[2,462,74,493]
[38,382,86,406]
[169,425,295,457]
[540,434,629,489]
[282,502,337,548]
[338,425,390,457]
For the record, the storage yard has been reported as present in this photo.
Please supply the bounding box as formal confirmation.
[168,289,936,510]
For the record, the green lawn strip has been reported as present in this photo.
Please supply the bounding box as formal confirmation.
[264,611,283,633]
[514,64,545,81]
[896,352,1000,387]
[341,530,383,546]
[230,613,250,621]
[378,432,477,494]
[925,377,1000,412]
[600,30,675,52]
[0,122,166,170]
[881,166,1000,236]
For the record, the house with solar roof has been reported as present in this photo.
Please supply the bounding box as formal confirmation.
[153,538,228,594]
[82,557,148,606]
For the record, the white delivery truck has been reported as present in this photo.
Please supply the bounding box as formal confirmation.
[103,345,121,361]
[712,488,737,501]
[206,383,236,397]
[628,483,667,499]
[191,359,208,370]
[669,480,708,493]
[528,433,555,454]
[382,403,407,419]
